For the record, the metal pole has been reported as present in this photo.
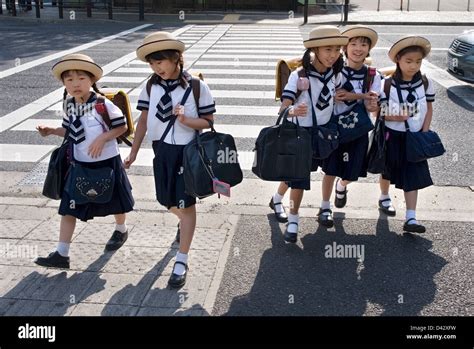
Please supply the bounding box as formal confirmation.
[12,0,17,16]
[86,0,91,17]
[437,0,440,11]
[108,0,112,19]
[58,0,63,18]
[343,0,349,23]
[0,0,3,14]
[303,0,308,24]
[468,0,471,11]
[138,0,144,20]
[407,0,410,11]
[377,0,380,11]
[34,0,40,17]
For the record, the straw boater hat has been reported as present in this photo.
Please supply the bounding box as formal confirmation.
[304,25,348,49]
[52,54,103,82]
[136,31,185,62]
[388,36,431,63]
[341,25,378,49]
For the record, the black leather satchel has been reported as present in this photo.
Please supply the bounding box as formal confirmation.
[66,162,115,205]
[252,107,312,181]
[42,137,71,200]
[366,116,386,174]
[183,120,243,199]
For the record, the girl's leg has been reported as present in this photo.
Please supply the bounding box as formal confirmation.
[335,179,351,208]
[318,175,336,227]
[270,182,289,223]
[105,213,128,251]
[284,188,304,242]
[378,176,396,216]
[403,190,425,233]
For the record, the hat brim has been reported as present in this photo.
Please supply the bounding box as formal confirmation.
[136,39,185,62]
[304,36,348,49]
[342,27,378,49]
[52,59,103,82]
[388,36,431,63]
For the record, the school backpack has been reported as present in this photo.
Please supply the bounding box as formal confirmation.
[96,90,135,146]
[382,74,429,98]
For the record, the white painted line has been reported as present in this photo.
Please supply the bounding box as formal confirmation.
[189,69,275,76]
[211,45,304,49]
[373,47,448,51]
[216,105,279,116]
[217,41,301,45]
[0,24,154,80]
[205,78,275,86]
[193,61,276,67]
[0,27,190,132]
[118,148,256,170]
[115,67,155,74]
[211,90,276,99]
[200,54,296,59]
[422,60,472,89]
[214,124,265,138]
[0,144,55,162]
[207,50,303,55]
[12,119,61,131]
[100,76,148,83]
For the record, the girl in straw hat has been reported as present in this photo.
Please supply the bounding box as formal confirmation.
[125,31,216,288]
[270,25,347,243]
[379,36,436,233]
[320,25,386,215]
[35,54,134,269]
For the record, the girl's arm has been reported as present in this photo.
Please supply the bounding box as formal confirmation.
[88,124,128,158]
[279,98,307,117]
[37,126,66,138]
[422,102,433,132]
[177,113,214,130]
[124,110,148,168]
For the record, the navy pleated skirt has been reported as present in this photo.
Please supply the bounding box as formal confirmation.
[59,155,134,222]
[322,134,369,181]
[382,128,433,192]
[152,141,196,210]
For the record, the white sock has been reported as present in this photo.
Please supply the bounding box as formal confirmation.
[321,201,331,215]
[406,210,417,224]
[273,193,285,214]
[287,213,299,234]
[173,252,188,276]
[115,223,127,234]
[56,242,70,257]
[336,180,346,199]
[379,194,391,207]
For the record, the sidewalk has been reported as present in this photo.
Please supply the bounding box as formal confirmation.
[2,4,473,25]
[0,169,472,315]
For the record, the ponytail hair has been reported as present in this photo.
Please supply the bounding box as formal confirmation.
[302,48,313,72]
[92,82,105,97]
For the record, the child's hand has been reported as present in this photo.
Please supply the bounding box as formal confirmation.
[290,103,308,117]
[124,152,136,169]
[88,135,106,159]
[36,125,54,137]
[335,89,349,101]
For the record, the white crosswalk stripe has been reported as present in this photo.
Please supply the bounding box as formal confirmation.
[1,24,304,177]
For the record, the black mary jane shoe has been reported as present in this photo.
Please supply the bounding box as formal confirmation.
[34,251,70,269]
[403,218,426,234]
[334,179,348,209]
[378,198,396,216]
[283,222,298,243]
[269,197,288,223]
[105,230,128,251]
[168,261,188,289]
[317,208,334,228]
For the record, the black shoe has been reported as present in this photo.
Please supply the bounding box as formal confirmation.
[175,224,180,243]
[168,261,188,289]
[283,222,298,243]
[269,197,288,223]
[403,218,426,233]
[378,198,396,216]
[105,230,128,251]
[334,179,348,208]
[34,251,70,269]
[317,208,334,228]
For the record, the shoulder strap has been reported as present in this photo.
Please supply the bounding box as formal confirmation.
[421,74,428,93]
[384,77,392,100]
[191,77,200,110]
[96,96,111,128]
[295,68,306,101]
[363,66,375,93]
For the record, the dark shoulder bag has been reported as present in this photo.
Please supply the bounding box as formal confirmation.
[183,79,243,199]
[307,82,339,160]
[393,79,446,163]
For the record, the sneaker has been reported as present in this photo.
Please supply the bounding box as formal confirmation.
[317,208,334,228]
[105,230,128,251]
[34,251,70,269]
